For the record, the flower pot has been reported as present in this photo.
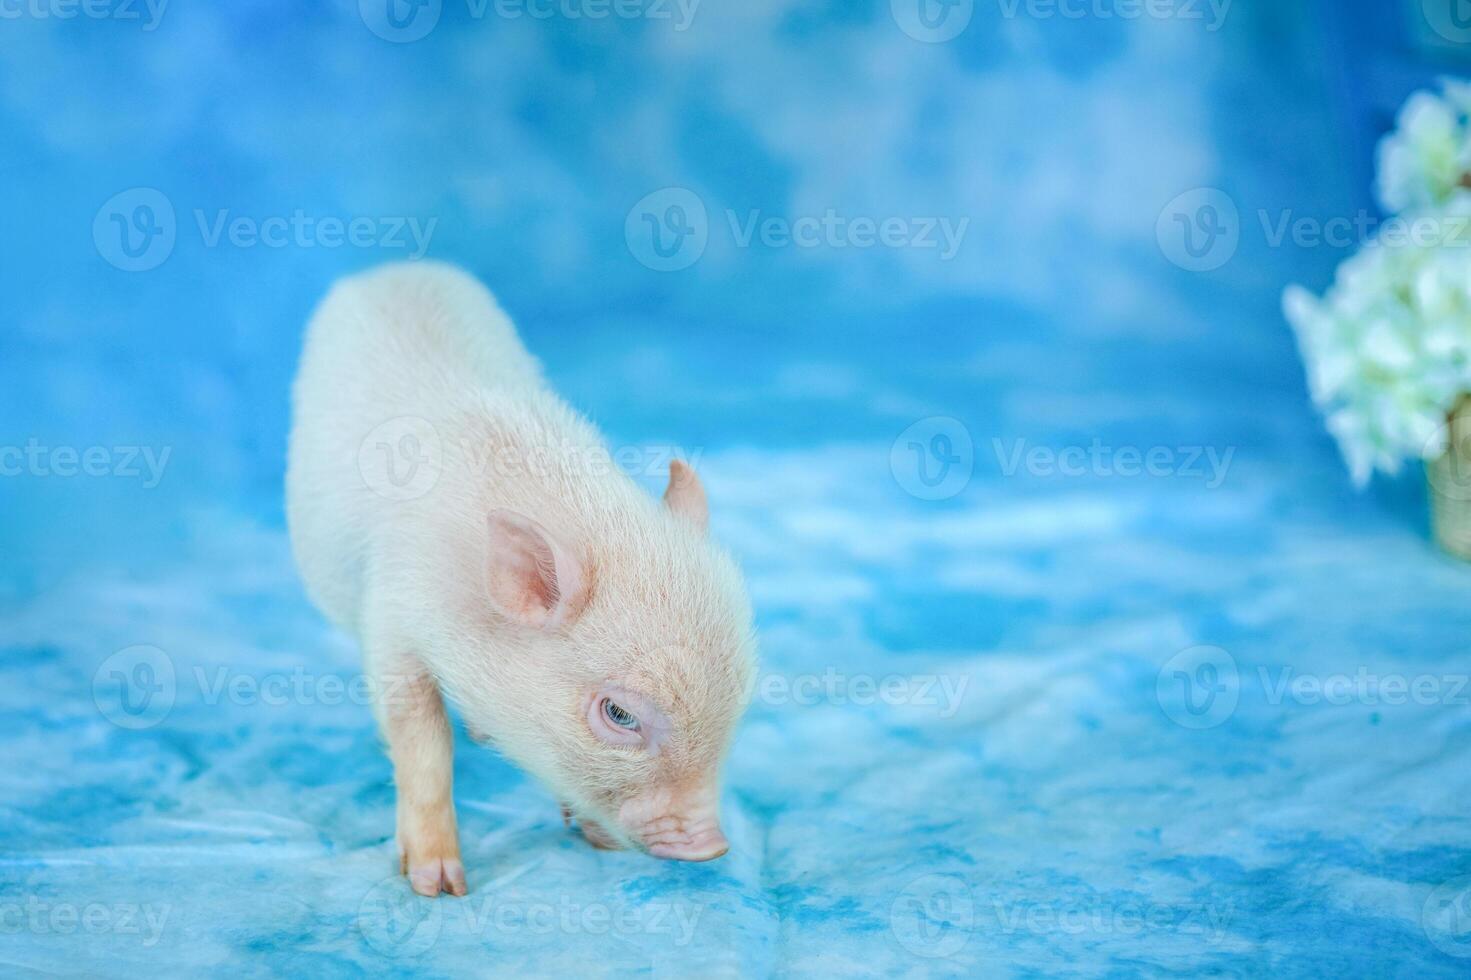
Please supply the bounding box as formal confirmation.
[1428,395,1471,560]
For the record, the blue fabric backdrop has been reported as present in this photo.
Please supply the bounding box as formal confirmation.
[3,0,1471,975]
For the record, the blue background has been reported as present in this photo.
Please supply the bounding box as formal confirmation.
[3,0,1471,975]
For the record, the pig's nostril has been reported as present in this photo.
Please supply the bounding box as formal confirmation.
[645,830,730,862]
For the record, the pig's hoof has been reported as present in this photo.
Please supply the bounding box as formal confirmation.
[400,852,468,898]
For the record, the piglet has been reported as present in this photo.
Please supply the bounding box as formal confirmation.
[286,261,756,896]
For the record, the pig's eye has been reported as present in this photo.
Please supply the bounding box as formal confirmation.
[587,686,666,751]
[602,699,639,730]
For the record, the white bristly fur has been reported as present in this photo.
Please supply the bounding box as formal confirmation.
[286,261,756,892]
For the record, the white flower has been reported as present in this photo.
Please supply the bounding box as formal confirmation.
[1375,82,1471,215]
[1283,197,1471,485]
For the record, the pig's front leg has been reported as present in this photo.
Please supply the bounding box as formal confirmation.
[371,651,466,897]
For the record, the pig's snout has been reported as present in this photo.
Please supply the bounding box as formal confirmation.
[618,789,730,861]
[645,822,730,862]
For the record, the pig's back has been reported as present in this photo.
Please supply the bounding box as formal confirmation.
[286,261,545,633]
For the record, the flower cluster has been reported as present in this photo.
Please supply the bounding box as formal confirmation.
[1376,81,1471,214]
[1284,81,1471,485]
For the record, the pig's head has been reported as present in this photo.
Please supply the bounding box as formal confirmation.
[460,460,756,862]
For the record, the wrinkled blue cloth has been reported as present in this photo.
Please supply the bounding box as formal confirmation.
[4,2,1471,976]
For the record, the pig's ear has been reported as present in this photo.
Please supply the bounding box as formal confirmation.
[663,459,708,533]
[484,510,590,629]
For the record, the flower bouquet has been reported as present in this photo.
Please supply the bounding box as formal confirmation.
[1284,81,1471,559]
